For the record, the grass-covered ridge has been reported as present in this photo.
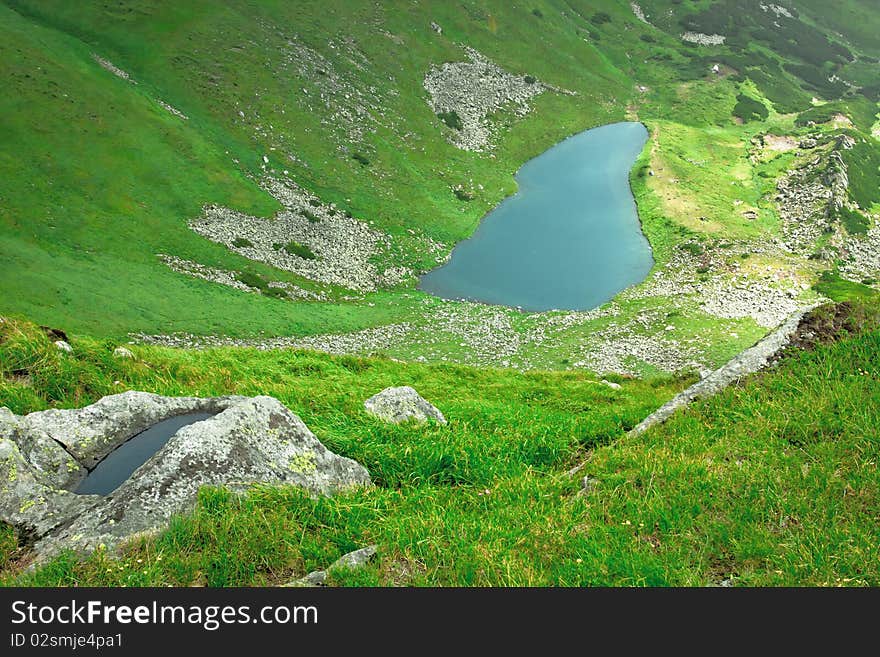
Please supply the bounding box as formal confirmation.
[2,305,878,586]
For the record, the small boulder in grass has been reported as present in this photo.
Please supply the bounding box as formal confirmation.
[364,386,447,425]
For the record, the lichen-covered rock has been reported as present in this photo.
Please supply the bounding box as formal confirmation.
[1,408,85,489]
[18,391,244,468]
[364,386,446,424]
[32,395,371,559]
[0,438,97,540]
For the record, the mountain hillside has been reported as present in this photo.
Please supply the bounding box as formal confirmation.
[2,0,878,372]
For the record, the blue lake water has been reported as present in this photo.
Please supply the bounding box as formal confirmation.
[419,121,653,311]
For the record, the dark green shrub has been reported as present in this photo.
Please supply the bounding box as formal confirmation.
[842,141,880,210]
[590,12,611,26]
[235,271,268,291]
[680,242,705,256]
[352,152,370,167]
[732,93,769,122]
[532,8,542,18]
[437,110,463,131]
[640,34,656,43]
[839,207,869,235]
[524,75,537,84]
[282,241,316,260]
[301,210,320,223]
[231,237,253,248]
[263,287,289,300]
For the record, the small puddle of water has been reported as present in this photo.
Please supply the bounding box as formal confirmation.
[74,412,216,496]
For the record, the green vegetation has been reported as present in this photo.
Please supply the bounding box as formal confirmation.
[3,304,879,586]
[437,110,463,131]
[838,207,870,235]
[233,271,288,299]
[231,237,253,248]
[814,271,879,302]
[0,0,876,373]
[281,241,316,260]
[841,140,880,209]
[732,93,769,122]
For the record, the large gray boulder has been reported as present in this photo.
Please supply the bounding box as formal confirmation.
[18,391,243,468]
[0,393,371,560]
[363,386,446,425]
[0,438,98,541]
[2,407,85,490]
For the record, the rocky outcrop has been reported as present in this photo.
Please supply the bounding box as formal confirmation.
[628,305,818,436]
[1,394,371,560]
[187,178,410,292]
[364,386,446,424]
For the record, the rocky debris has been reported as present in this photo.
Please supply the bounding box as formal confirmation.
[841,223,880,280]
[600,380,622,390]
[629,305,817,436]
[1,393,371,559]
[681,32,726,46]
[159,254,253,292]
[157,100,188,120]
[699,275,803,328]
[760,3,794,18]
[364,386,446,424]
[630,3,650,24]
[574,328,703,376]
[158,254,326,300]
[188,178,409,292]
[430,21,442,34]
[775,141,853,256]
[284,545,377,587]
[113,346,134,359]
[54,340,72,353]
[267,31,394,146]
[799,138,818,149]
[424,47,553,152]
[92,54,136,83]
[18,391,243,469]
[761,134,798,152]
[133,321,415,354]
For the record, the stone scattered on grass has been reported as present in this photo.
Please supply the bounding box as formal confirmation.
[364,386,446,424]
[283,545,378,587]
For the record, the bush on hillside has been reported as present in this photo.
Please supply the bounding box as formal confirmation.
[282,240,317,260]
[437,110,463,131]
[732,93,769,122]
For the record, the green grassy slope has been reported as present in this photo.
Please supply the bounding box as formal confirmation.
[0,0,631,337]
[2,0,876,356]
[2,302,878,586]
